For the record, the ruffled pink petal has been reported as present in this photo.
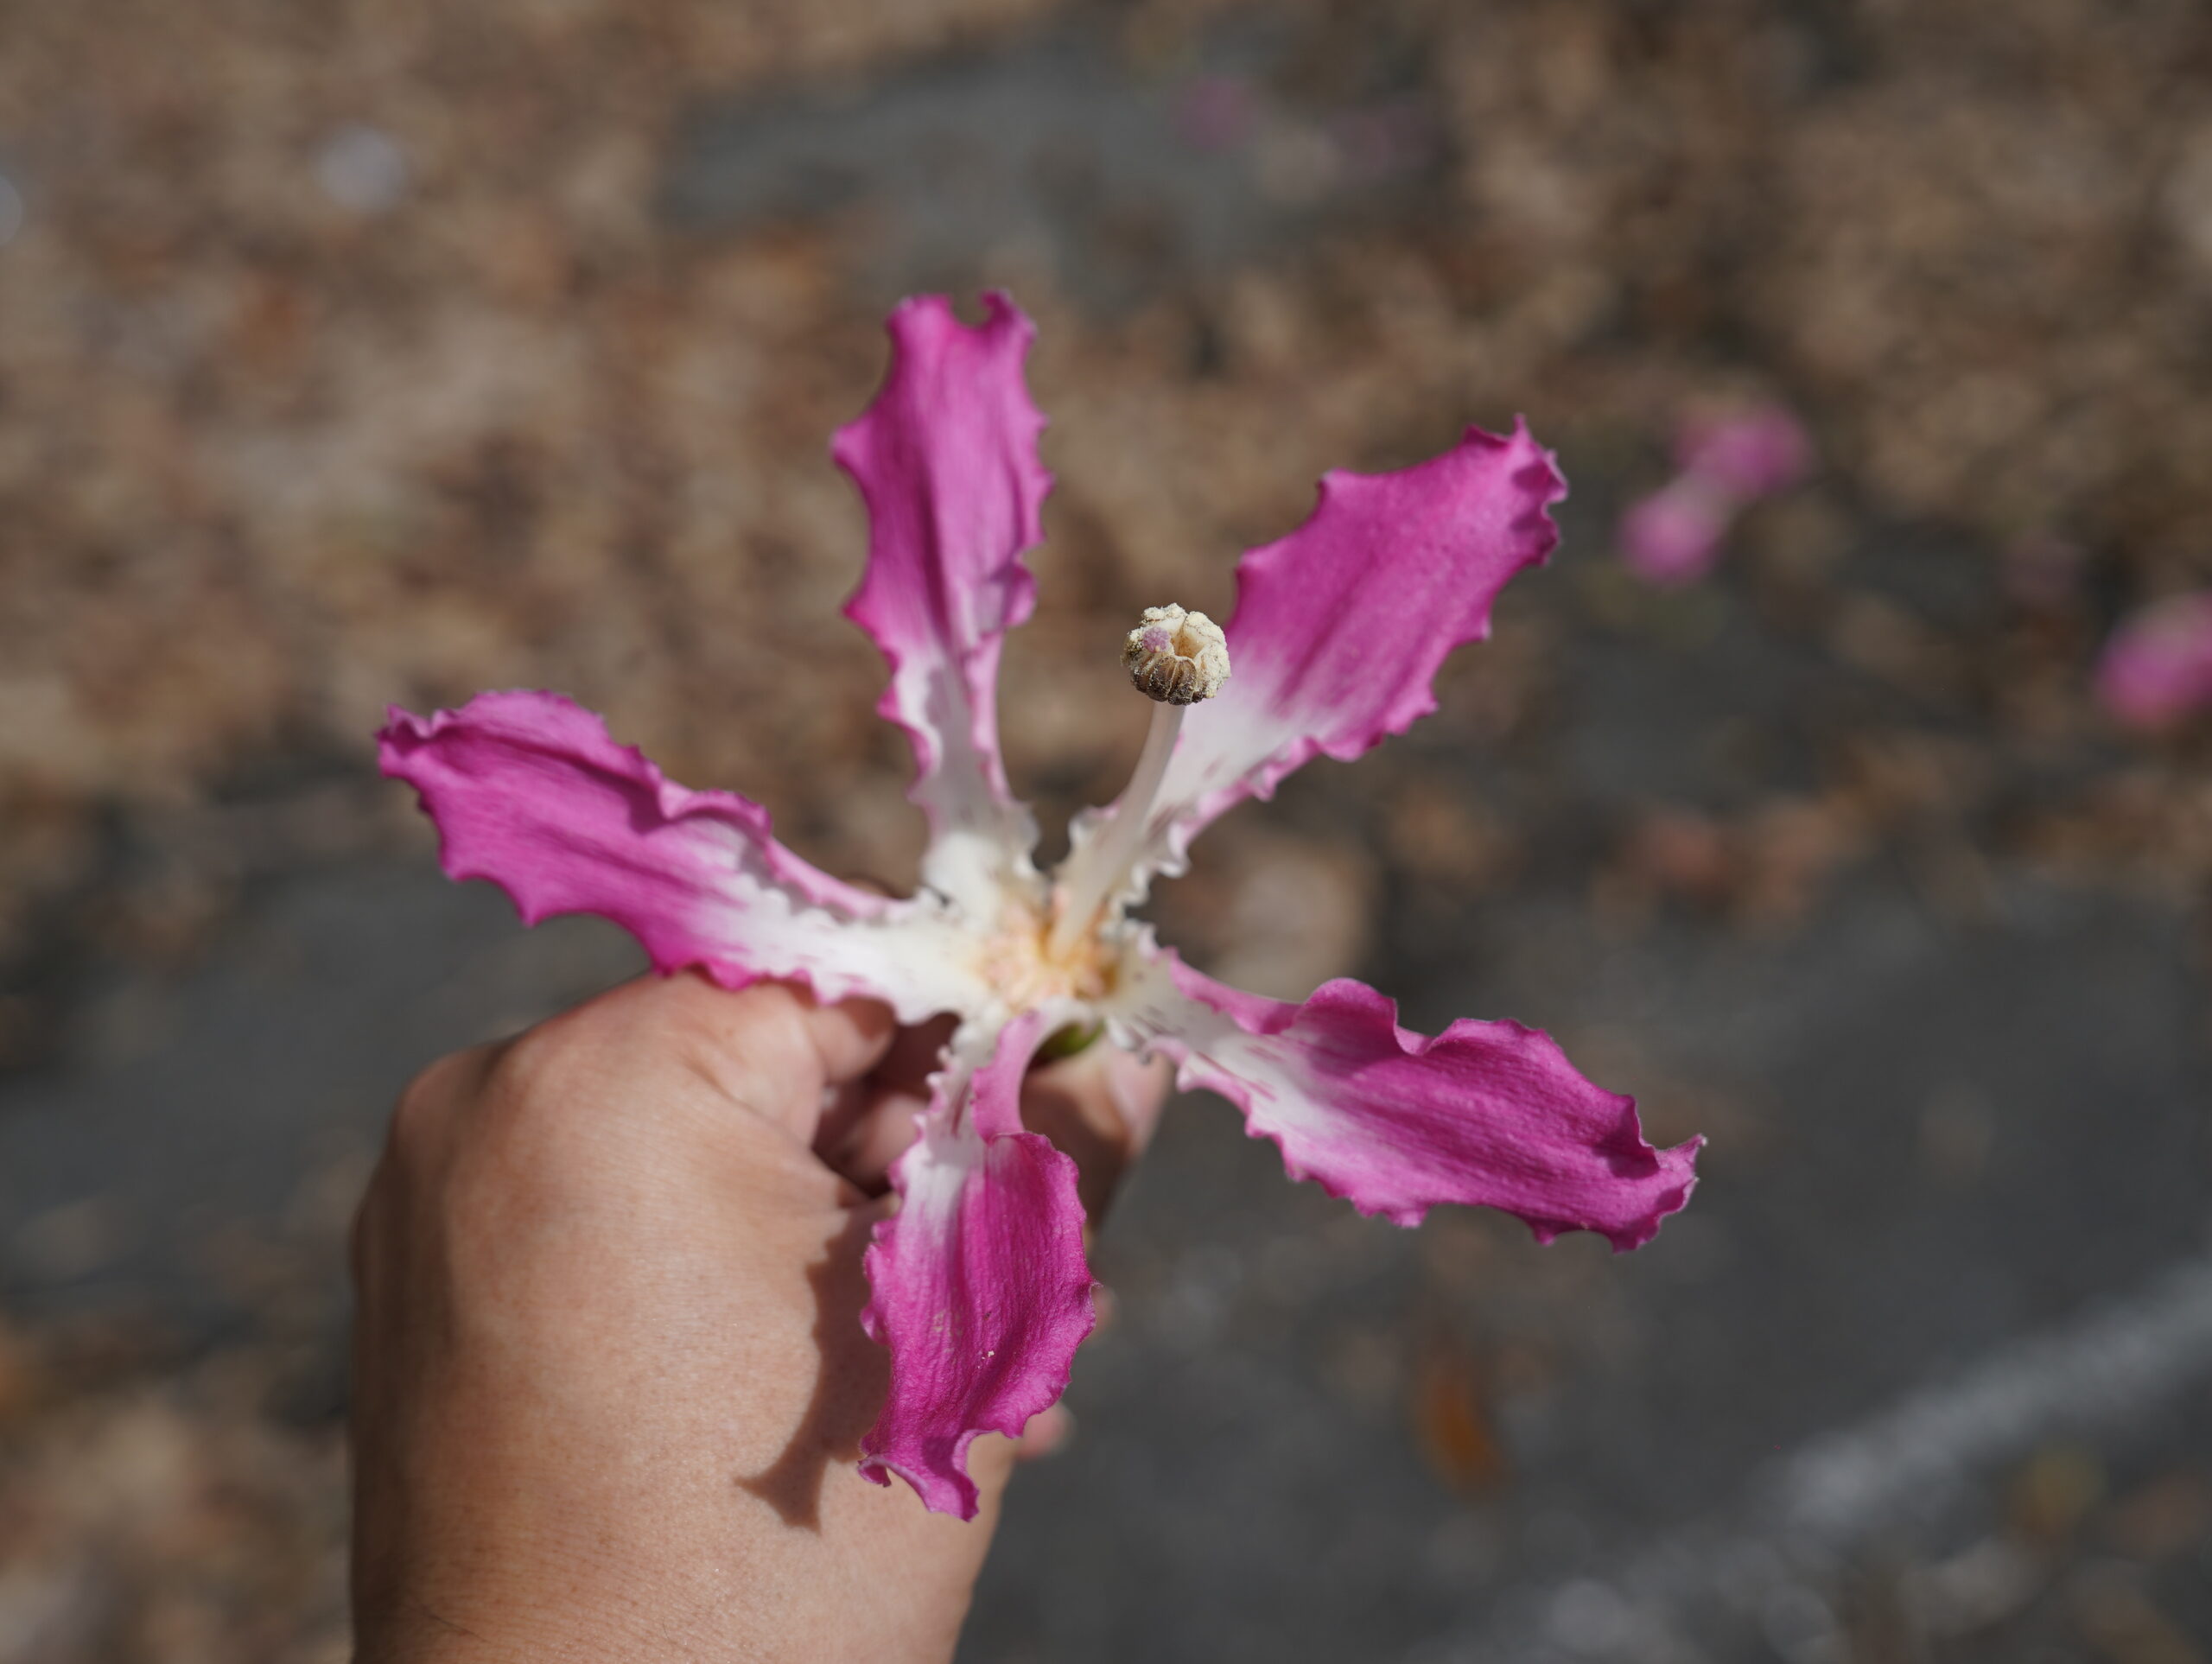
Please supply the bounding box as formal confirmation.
[378,690,986,1022]
[1115,954,1699,1249]
[2095,593,2212,729]
[834,293,1052,916]
[859,1011,1096,1519]
[1619,477,1732,586]
[1091,422,1565,895]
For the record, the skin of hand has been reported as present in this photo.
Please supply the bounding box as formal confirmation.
[349,972,1170,1664]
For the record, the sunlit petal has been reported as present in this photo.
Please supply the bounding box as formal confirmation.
[1070,422,1565,905]
[379,690,986,1022]
[1111,951,1699,1248]
[835,293,1052,918]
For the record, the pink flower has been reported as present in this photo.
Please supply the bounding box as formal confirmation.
[1675,405,1810,499]
[2096,593,2212,729]
[1618,480,1733,587]
[379,294,1701,1520]
[1620,403,1811,587]
[1176,75,1257,153]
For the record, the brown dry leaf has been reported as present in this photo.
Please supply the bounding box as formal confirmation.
[1410,1342,1508,1496]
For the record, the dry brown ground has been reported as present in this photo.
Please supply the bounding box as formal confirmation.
[4,0,2212,1655]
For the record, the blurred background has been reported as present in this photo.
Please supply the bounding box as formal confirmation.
[4,0,2212,1658]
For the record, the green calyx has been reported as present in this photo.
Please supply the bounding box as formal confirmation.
[1033,1019,1104,1065]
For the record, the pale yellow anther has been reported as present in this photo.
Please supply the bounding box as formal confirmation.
[1122,604,1231,705]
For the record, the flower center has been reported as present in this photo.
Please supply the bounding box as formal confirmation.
[976,897,1115,1012]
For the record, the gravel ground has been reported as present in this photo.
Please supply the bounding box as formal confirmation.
[4,3,2212,1659]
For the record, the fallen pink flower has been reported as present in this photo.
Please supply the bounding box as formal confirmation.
[1620,403,1811,587]
[1676,405,1811,499]
[1176,74,1256,153]
[2096,593,2212,728]
[380,294,1701,1519]
[1618,478,1733,587]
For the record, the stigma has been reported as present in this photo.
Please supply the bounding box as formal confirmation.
[1122,604,1230,705]
[1046,603,1231,957]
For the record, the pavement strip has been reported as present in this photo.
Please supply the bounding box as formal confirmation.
[1417,1235,2212,1661]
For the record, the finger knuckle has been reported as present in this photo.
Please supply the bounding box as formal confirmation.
[471,1014,635,1181]
[386,1044,496,1166]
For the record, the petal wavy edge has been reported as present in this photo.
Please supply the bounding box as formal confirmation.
[1206,421,1566,796]
[377,690,979,1021]
[1117,954,1700,1251]
[833,291,1052,913]
[857,1012,1097,1518]
[1096,420,1567,904]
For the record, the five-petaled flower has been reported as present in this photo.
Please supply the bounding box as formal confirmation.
[378,294,1702,1520]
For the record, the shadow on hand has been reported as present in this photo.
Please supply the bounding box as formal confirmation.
[736,1207,888,1529]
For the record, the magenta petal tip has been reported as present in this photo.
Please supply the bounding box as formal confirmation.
[832,291,1052,908]
[856,1014,1098,1519]
[1142,420,1569,877]
[377,689,976,1021]
[1143,964,1700,1253]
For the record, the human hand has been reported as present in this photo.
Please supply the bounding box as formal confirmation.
[349,973,1169,1663]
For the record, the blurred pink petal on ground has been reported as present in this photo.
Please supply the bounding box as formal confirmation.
[1621,402,1813,587]
[1619,479,1732,586]
[1677,404,1812,498]
[1176,74,1256,151]
[2096,593,2212,728]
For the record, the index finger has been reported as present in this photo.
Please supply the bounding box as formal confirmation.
[587,972,900,1146]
